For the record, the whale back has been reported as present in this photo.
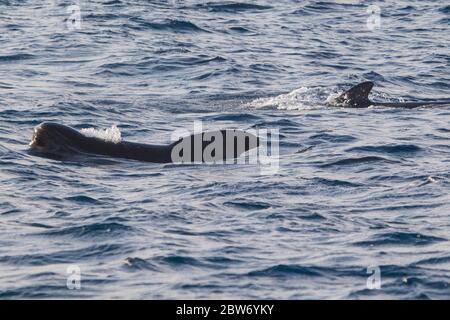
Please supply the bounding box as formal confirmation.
[29,122,260,163]
[169,130,260,163]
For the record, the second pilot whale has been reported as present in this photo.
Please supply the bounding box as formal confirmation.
[329,81,450,108]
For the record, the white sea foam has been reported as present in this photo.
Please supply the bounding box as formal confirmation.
[81,125,122,143]
[245,85,401,110]
[245,86,331,110]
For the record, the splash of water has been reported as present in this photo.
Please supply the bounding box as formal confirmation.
[80,125,122,143]
[246,85,401,110]
[245,87,331,110]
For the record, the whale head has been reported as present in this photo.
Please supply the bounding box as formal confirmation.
[29,122,85,155]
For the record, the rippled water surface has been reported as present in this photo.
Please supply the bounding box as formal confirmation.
[1,0,450,299]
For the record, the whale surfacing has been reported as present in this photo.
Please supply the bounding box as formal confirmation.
[29,122,259,163]
[330,81,450,108]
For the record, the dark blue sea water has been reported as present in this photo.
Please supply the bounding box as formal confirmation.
[1,0,449,299]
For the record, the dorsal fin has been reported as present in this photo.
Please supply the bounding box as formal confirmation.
[335,81,374,108]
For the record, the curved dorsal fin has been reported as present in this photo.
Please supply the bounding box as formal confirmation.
[335,81,374,108]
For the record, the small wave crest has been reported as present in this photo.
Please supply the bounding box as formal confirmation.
[80,125,122,143]
[194,2,272,13]
[0,145,9,158]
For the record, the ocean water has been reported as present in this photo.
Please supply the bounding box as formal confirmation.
[0,0,449,299]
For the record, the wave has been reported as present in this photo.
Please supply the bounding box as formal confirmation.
[439,5,450,13]
[0,53,35,62]
[309,133,357,143]
[319,156,398,168]
[346,144,423,156]
[123,257,159,271]
[127,18,209,33]
[247,264,362,279]
[157,255,204,268]
[354,232,446,247]
[192,2,272,13]
[224,199,271,211]
[201,112,261,122]
[37,222,134,239]
[0,244,127,266]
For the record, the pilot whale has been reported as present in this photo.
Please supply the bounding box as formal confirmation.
[330,82,450,108]
[29,122,259,163]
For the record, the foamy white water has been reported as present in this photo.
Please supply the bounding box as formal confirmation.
[81,125,122,143]
[246,87,335,110]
